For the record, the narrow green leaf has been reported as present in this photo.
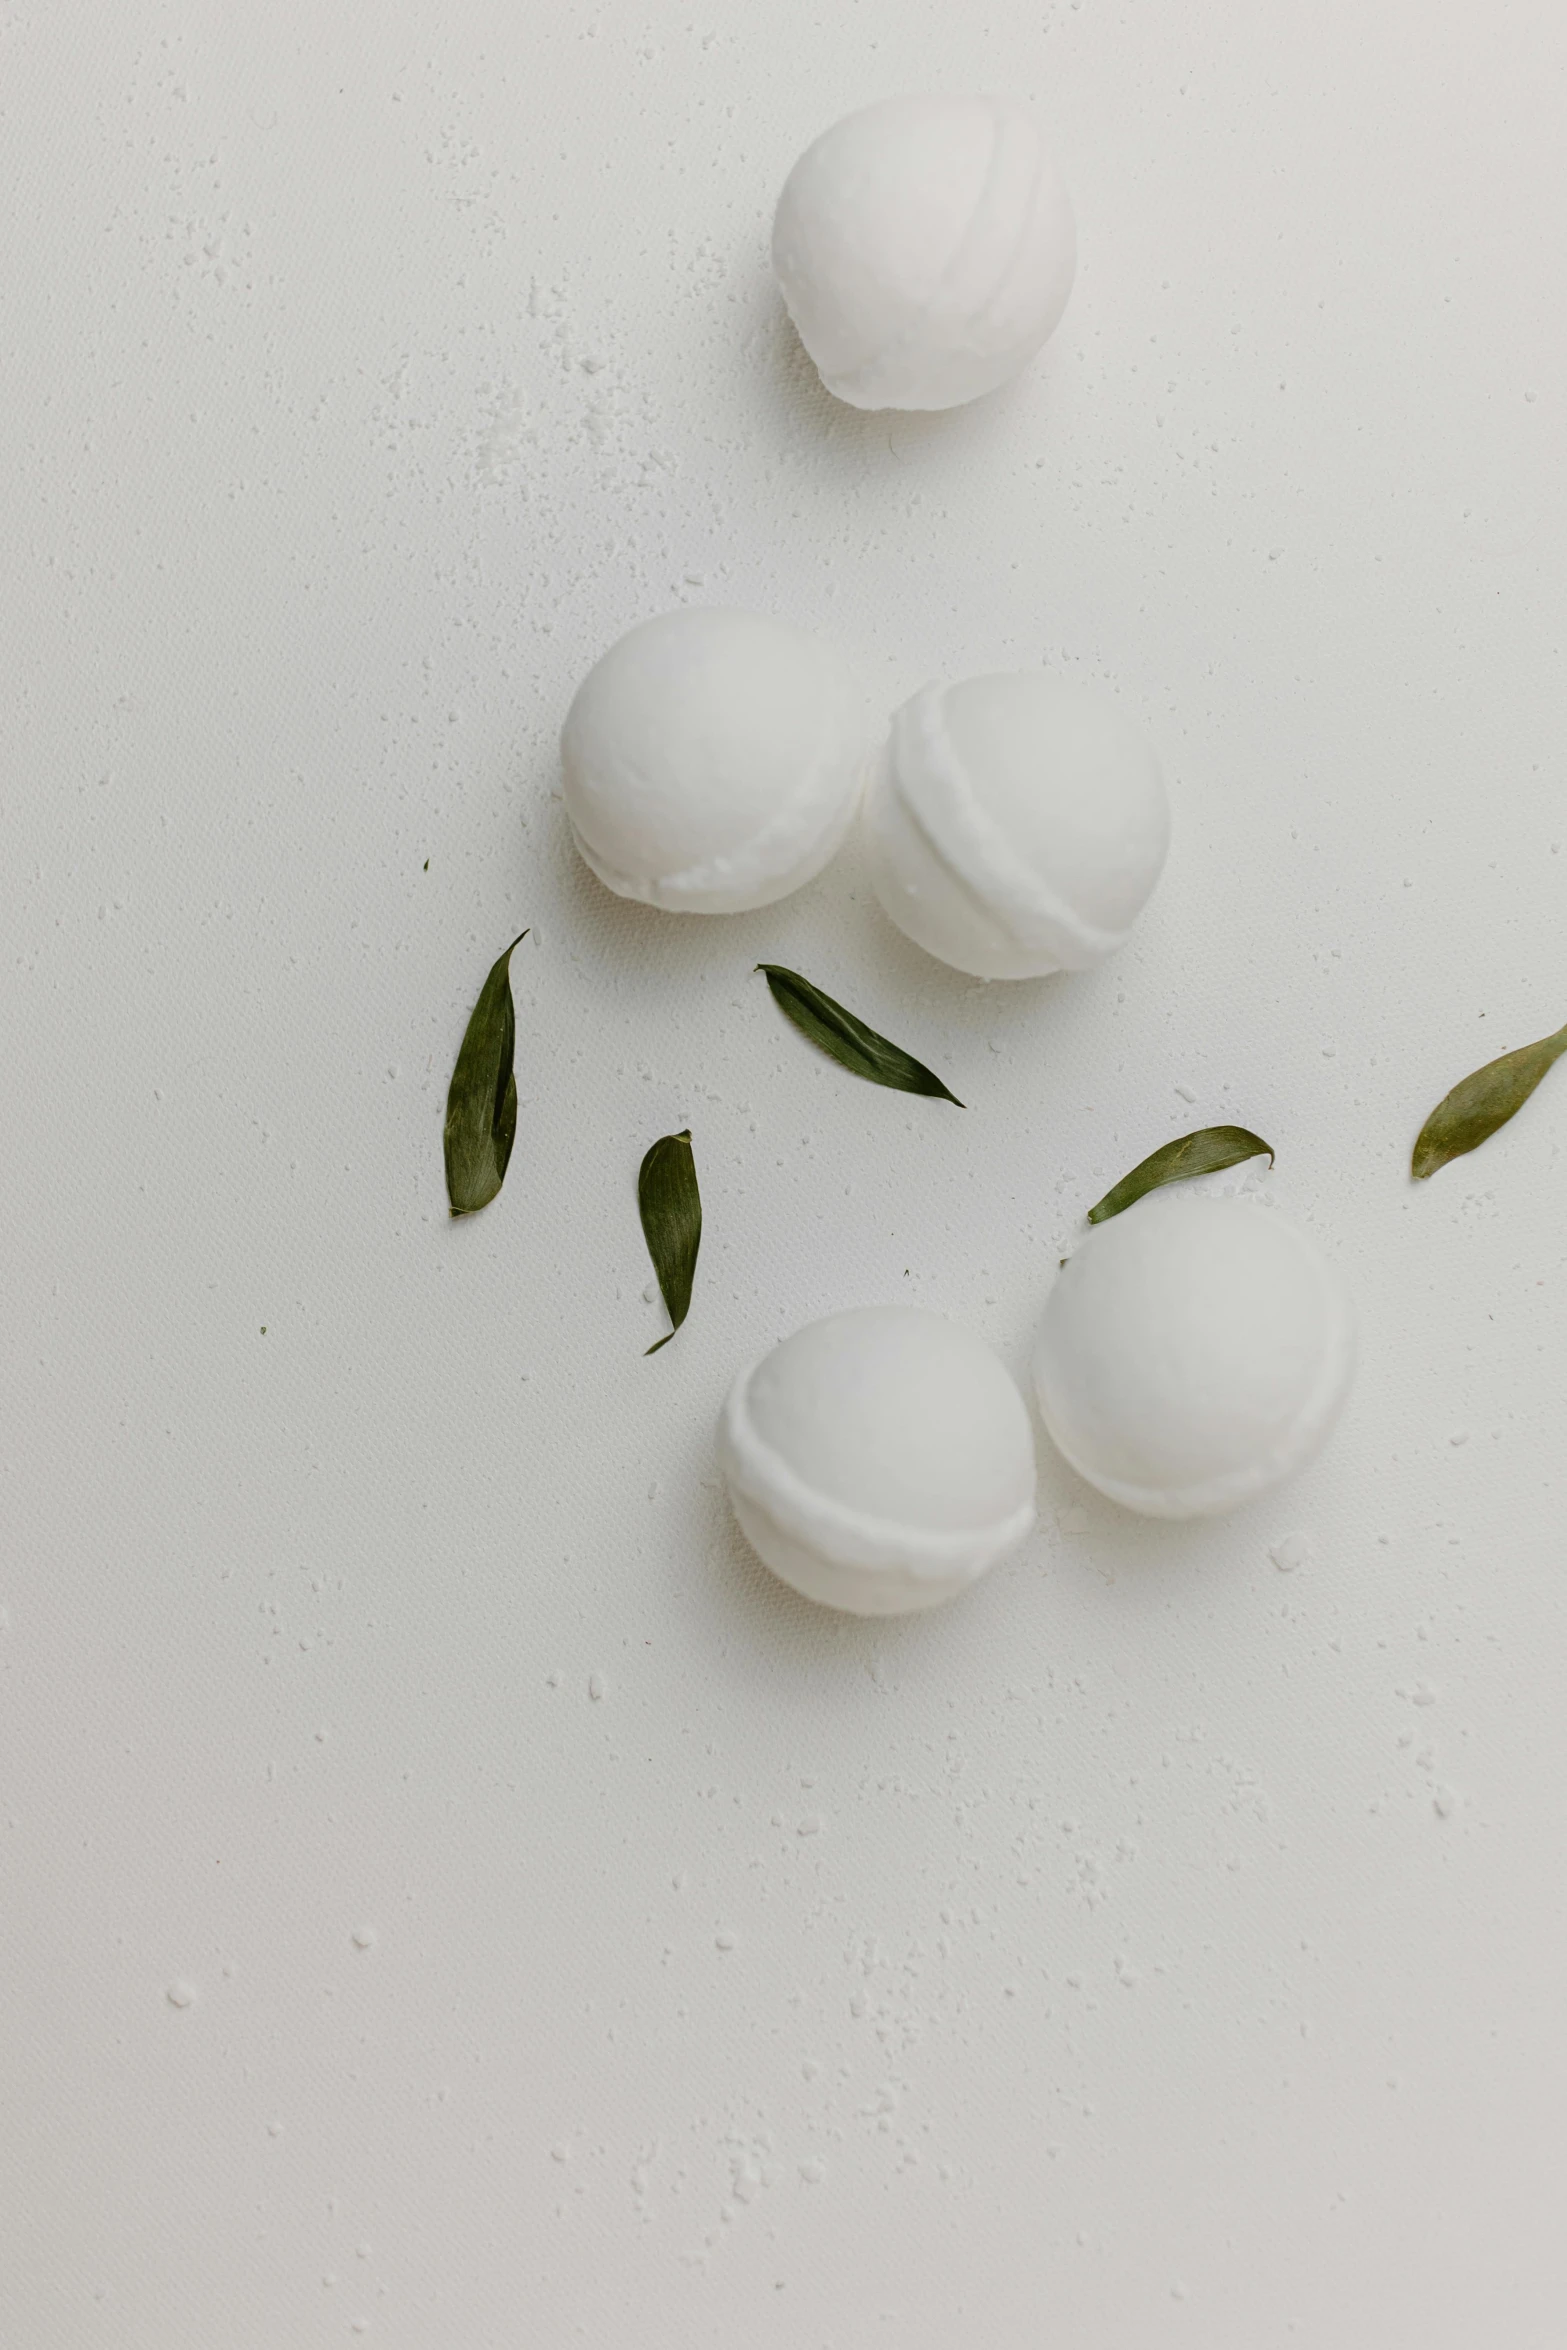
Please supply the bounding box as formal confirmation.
[756,965,963,1106]
[1412,1021,1567,1180]
[1087,1125,1274,1224]
[638,1130,702,1355]
[443,932,527,1216]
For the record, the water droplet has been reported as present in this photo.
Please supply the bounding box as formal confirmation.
[166,1979,196,2009]
[351,1926,377,1951]
[267,2119,284,2137]
[715,1930,736,1952]
[551,2142,571,2163]
[797,1817,823,1837]
[1448,1430,1469,1447]
[588,1672,606,1701]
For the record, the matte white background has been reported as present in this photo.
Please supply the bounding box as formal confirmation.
[3,2,1564,2343]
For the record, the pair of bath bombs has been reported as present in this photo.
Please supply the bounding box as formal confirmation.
[719,1189,1357,1615]
[562,606,1169,982]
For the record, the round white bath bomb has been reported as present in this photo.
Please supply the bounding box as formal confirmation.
[719,1306,1037,1615]
[863,674,1170,979]
[560,608,871,914]
[771,94,1076,412]
[1032,1191,1357,1520]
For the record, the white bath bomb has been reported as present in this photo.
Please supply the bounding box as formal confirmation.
[864,674,1170,979]
[1032,1191,1356,1520]
[560,608,871,914]
[719,1305,1037,1615]
[771,94,1076,411]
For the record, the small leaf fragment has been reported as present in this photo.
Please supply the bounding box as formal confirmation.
[443,932,527,1215]
[1411,1022,1567,1180]
[756,965,962,1105]
[1087,1125,1274,1225]
[639,1129,702,1355]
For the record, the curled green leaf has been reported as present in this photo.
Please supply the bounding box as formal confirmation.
[443,932,527,1216]
[1412,1021,1567,1180]
[757,965,962,1106]
[1087,1125,1274,1225]
[639,1129,702,1355]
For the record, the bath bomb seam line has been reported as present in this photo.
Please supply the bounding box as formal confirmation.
[1034,1199,1358,1518]
[958,104,1053,342]
[817,97,1012,404]
[559,609,871,913]
[895,685,1126,966]
[568,729,868,910]
[721,1359,1036,1577]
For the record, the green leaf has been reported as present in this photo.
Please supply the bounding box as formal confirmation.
[756,965,963,1106]
[638,1130,702,1355]
[443,932,527,1216]
[1411,1021,1567,1180]
[1087,1125,1274,1224]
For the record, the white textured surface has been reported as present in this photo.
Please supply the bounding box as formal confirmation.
[2,3,1565,2344]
